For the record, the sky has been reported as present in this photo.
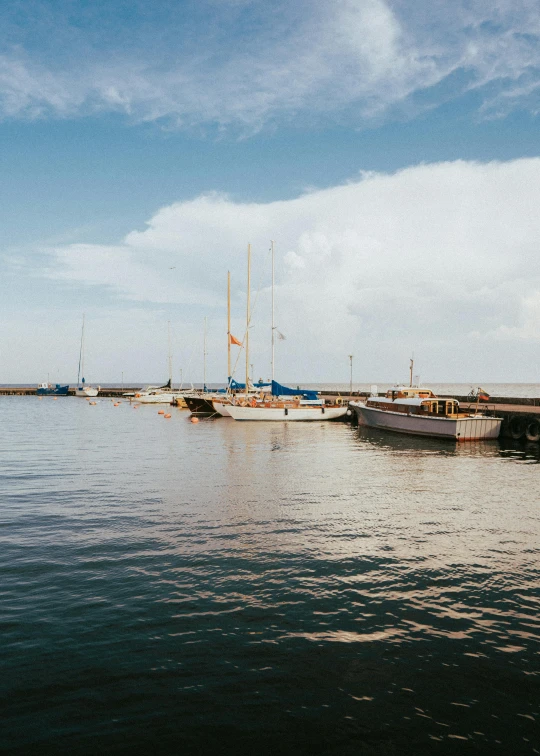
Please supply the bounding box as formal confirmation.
[1,0,540,385]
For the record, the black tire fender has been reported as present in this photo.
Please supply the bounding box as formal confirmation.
[509,415,527,440]
[525,420,540,443]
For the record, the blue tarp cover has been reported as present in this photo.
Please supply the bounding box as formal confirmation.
[271,380,319,400]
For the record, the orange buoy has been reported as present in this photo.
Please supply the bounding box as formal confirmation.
[89,401,97,406]
[158,409,165,415]
[190,416,199,423]
[164,413,171,418]
[53,397,58,400]
[135,393,141,398]
[113,402,119,406]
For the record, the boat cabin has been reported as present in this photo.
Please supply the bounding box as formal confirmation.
[367,388,464,418]
[384,386,435,400]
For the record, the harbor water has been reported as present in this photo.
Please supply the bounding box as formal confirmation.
[1,397,538,754]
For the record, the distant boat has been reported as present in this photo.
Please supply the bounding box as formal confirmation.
[37,382,69,396]
[350,385,502,441]
[131,323,187,404]
[74,315,99,397]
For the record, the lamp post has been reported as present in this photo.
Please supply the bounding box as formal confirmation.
[348,354,353,397]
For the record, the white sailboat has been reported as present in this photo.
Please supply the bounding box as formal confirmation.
[221,241,347,422]
[134,322,186,404]
[74,315,99,397]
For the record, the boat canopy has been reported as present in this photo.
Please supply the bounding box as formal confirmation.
[224,378,271,391]
[271,380,319,401]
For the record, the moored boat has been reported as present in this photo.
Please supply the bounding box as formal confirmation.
[350,386,502,441]
[75,315,100,397]
[37,382,69,396]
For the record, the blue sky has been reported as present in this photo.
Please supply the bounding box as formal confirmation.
[1,0,540,384]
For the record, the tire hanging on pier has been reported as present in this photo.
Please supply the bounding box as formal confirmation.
[509,415,527,440]
[525,420,540,443]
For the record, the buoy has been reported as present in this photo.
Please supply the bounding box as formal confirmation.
[164,413,171,418]
[190,416,199,423]
[135,393,141,398]
[133,405,139,409]
[113,402,119,406]
[158,409,165,415]
[89,401,97,406]
[53,397,58,401]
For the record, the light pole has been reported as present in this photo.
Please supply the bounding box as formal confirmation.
[348,354,353,397]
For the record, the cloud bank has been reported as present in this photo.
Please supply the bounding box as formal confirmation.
[36,158,540,383]
[1,0,540,130]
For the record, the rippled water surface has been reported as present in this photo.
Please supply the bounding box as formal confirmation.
[1,397,539,755]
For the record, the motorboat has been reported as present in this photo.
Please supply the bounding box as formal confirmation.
[350,386,502,441]
[37,382,69,396]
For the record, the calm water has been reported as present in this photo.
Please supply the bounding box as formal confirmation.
[1,397,539,755]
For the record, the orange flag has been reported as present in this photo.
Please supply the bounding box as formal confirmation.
[229,333,242,346]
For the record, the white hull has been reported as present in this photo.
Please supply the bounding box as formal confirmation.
[350,402,501,441]
[74,386,99,397]
[134,392,175,404]
[212,401,232,416]
[226,405,347,421]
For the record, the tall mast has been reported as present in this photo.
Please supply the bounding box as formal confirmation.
[203,316,207,391]
[246,243,251,390]
[227,270,231,384]
[77,314,85,386]
[168,320,172,386]
[271,240,275,382]
[409,356,414,387]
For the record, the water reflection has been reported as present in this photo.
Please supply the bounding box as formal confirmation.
[1,398,539,755]
[355,424,540,462]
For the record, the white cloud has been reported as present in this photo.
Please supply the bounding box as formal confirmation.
[33,158,540,382]
[1,0,540,129]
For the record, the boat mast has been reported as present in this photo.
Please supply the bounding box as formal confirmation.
[168,320,172,387]
[271,240,275,382]
[227,270,231,386]
[78,314,85,386]
[203,316,208,391]
[246,243,251,390]
[409,356,414,387]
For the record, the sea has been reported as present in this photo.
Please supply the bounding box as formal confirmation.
[0,393,538,755]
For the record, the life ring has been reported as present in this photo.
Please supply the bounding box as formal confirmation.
[250,397,257,408]
[525,420,540,443]
[336,397,343,405]
[509,415,526,440]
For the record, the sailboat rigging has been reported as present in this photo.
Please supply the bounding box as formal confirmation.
[74,315,99,397]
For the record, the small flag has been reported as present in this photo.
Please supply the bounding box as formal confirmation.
[477,388,490,402]
[276,330,286,340]
[229,333,242,346]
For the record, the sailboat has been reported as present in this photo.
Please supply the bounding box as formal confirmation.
[74,315,99,397]
[217,242,347,422]
[134,322,185,404]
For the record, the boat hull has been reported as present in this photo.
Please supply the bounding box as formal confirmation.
[226,405,348,421]
[134,393,174,404]
[74,386,99,397]
[350,402,502,440]
[212,401,232,416]
[184,396,217,414]
[37,385,69,396]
